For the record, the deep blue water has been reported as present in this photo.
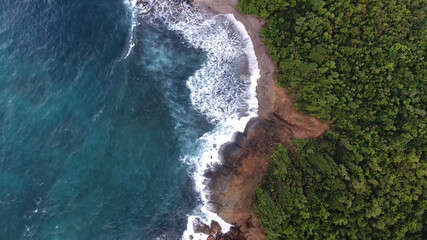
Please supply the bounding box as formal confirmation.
[0,1,213,239]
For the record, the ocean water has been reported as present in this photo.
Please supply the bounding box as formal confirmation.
[0,1,258,240]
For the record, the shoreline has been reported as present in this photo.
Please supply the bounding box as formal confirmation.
[192,0,276,120]
[190,0,330,239]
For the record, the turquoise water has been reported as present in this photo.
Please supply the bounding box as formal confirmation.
[0,1,216,239]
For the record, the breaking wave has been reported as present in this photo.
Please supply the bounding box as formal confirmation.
[125,1,260,239]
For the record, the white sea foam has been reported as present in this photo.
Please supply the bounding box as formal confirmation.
[125,1,260,239]
[123,0,137,59]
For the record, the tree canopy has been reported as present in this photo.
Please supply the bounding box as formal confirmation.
[238,0,427,239]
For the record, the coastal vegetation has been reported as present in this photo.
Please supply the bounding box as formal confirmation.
[238,0,427,239]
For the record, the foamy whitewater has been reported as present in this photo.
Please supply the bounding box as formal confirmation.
[126,1,260,239]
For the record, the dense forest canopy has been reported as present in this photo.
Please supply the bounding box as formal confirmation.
[238,0,427,239]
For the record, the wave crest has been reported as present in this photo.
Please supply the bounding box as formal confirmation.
[126,1,260,239]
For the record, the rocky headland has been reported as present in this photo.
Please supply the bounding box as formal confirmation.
[189,0,330,239]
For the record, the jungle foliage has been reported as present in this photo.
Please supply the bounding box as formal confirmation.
[237,0,427,239]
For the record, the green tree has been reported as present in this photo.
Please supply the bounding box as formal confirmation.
[239,0,427,239]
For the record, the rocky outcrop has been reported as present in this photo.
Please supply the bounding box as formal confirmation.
[210,220,222,235]
[203,107,328,239]
[198,97,328,240]
[191,218,248,240]
[202,117,287,240]
[193,218,211,235]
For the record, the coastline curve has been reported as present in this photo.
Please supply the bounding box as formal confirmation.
[123,1,262,239]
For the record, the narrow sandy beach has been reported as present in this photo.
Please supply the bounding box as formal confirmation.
[193,0,328,138]
[193,0,276,119]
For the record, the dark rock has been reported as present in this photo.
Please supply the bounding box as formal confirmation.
[245,220,255,229]
[207,235,215,240]
[203,178,212,187]
[205,192,223,202]
[215,225,247,240]
[229,226,240,237]
[209,163,233,177]
[210,220,222,234]
[218,142,243,168]
[218,165,233,176]
[206,201,221,213]
[243,117,264,136]
[193,218,210,235]
[211,162,221,172]
[232,132,247,148]
[203,169,214,178]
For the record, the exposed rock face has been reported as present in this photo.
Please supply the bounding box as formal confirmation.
[192,218,246,240]
[210,220,222,235]
[193,218,211,235]
[203,117,282,240]
[204,111,327,240]
[214,226,247,240]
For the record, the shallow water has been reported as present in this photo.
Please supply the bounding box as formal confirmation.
[0,0,257,239]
